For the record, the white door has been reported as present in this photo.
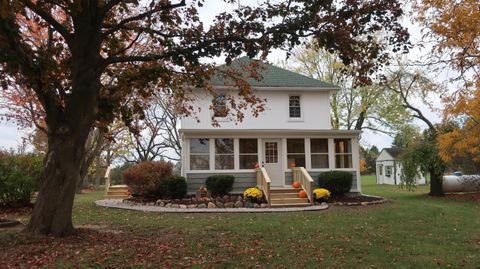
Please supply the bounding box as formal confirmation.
[263,139,284,186]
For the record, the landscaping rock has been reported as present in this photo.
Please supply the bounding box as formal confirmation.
[223,195,230,201]
[165,203,172,208]
[158,202,165,207]
[215,201,224,208]
[207,202,216,208]
[244,201,253,208]
[147,202,155,206]
[172,204,180,208]
[197,203,207,208]
[156,199,163,204]
[253,203,260,208]
[234,201,243,208]
[237,196,243,202]
[179,204,187,209]
[224,202,234,208]
[187,204,197,208]
[321,202,327,206]
[260,203,268,208]
[230,196,238,202]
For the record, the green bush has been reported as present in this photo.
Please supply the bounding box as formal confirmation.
[162,176,187,199]
[0,152,43,207]
[123,161,173,197]
[110,162,134,185]
[205,175,235,196]
[318,171,353,196]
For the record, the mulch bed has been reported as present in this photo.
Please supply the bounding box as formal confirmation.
[124,194,267,208]
[327,194,386,206]
[0,204,33,218]
[0,218,21,228]
[445,192,480,203]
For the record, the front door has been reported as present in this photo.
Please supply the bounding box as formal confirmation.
[263,139,284,186]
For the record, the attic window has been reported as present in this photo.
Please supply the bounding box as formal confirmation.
[289,95,301,118]
[213,94,228,118]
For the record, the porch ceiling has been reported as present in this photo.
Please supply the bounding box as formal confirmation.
[180,129,361,137]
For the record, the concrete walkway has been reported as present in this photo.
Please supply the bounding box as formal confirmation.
[95,199,329,213]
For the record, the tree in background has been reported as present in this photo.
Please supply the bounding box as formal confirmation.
[384,63,446,195]
[284,45,411,135]
[360,145,379,174]
[391,124,421,150]
[413,0,480,168]
[0,0,409,236]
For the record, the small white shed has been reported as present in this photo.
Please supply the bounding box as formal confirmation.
[375,148,426,185]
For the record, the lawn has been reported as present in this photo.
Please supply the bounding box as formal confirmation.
[1,176,479,268]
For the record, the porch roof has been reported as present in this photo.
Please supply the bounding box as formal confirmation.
[179,129,361,137]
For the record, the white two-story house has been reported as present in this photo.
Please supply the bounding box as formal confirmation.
[180,57,361,199]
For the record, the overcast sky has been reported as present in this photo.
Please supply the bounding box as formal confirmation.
[0,1,444,152]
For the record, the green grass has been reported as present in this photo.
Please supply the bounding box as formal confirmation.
[1,176,479,268]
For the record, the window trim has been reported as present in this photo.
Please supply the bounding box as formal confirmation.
[214,138,235,170]
[310,138,329,169]
[212,94,231,122]
[334,138,353,169]
[288,95,303,121]
[239,138,259,170]
[189,138,210,171]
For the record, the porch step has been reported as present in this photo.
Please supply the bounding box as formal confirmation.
[270,197,309,204]
[270,202,311,208]
[105,185,130,199]
[270,187,300,193]
[267,187,311,207]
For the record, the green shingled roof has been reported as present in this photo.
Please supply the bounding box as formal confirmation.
[210,57,339,89]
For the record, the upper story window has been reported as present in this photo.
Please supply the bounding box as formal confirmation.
[213,94,228,118]
[289,95,301,118]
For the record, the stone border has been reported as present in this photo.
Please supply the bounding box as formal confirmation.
[331,194,387,206]
[95,199,329,213]
[0,219,21,228]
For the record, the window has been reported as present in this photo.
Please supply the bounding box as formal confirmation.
[190,138,209,170]
[385,166,392,177]
[289,95,301,118]
[213,94,227,117]
[311,139,329,168]
[239,139,258,169]
[287,139,305,167]
[265,142,278,163]
[334,139,352,168]
[215,138,234,169]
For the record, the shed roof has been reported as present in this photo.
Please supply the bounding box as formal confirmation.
[210,57,339,89]
[384,148,403,159]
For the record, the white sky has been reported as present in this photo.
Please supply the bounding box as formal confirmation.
[0,1,445,152]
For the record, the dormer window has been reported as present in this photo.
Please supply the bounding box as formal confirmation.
[289,95,301,118]
[213,94,228,118]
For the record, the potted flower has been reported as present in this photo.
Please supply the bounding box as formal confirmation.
[243,187,263,203]
[313,188,331,203]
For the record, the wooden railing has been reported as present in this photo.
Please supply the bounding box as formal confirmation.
[292,167,314,205]
[256,167,271,206]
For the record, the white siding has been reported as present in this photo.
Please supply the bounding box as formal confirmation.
[181,89,332,130]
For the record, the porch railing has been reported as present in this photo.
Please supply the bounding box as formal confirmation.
[256,167,271,206]
[292,167,314,205]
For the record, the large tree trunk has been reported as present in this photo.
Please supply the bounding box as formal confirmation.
[429,166,444,196]
[26,132,90,236]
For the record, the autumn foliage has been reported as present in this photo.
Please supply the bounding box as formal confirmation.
[122,161,173,197]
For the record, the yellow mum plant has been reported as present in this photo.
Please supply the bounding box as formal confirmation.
[243,187,263,202]
[313,188,331,200]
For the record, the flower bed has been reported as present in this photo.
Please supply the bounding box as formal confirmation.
[325,194,386,206]
[123,194,268,209]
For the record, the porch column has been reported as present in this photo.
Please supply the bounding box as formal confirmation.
[328,138,335,170]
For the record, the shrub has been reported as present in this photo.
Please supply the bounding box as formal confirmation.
[162,176,187,199]
[205,175,234,196]
[0,152,43,207]
[110,162,134,185]
[123,161,173,197]
[243,187,263,202]
[318,171,353,196]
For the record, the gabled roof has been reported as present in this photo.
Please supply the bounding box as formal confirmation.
[383,148,403,159]
[209,57,339,90]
